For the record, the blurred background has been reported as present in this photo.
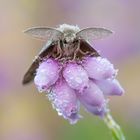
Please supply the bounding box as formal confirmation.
[0,0,140,140]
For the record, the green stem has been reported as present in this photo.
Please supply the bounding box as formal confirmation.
[103,112,125,140]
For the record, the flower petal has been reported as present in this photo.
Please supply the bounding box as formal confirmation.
[95,79,124,96]
[34,59,59,92]
[77,80,106,117]
[63,63,89,92]
[83,57,117,80]
[49,80,81,124]
[82,102,107,117]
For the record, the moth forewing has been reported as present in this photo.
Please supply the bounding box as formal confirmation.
[24,27,63,41]
[77,39,100,58]
[22,41,57,85]
[76,28,113,41]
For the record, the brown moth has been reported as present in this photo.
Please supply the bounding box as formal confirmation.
[22,24,112,85]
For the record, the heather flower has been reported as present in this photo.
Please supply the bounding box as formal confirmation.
[48,79,81,124]
[83,57,117,80]
[77,80,106,117]
[34,59,59,92]
[34,56,124,124]
[95,78,124,96]
[63,63,89,92]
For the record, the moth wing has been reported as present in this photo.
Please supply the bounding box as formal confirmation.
[22,41,56,85]
[80,39,100,56]
[76,39,100,58]
[76,28,113,41]
[24,27,63,41]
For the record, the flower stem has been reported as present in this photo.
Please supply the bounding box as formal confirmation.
[103,112,125,140]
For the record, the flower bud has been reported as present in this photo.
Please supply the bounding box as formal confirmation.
[95,78,124,96]
[83,57,116,80]
[63,63,89,92]
[34,59,59,91]
[50,80,81,124]
[77,80,106,116]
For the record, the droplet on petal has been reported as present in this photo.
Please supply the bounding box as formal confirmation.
[34,59,59,92]
[50,80,81,124]
[77,80,106,117]
[63,63,89,92]
[83,57,117,80]
[95,78,124,96]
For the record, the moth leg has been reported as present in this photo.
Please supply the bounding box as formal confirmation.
[56,41,63,59]
[72,40,80,60]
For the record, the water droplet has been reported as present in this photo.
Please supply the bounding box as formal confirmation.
[75,77,83,84]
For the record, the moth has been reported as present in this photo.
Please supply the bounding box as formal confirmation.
[22,24,112,85]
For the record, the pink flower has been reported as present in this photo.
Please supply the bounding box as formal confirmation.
[34,59,59,92]
[83,57,117,80]
[34,56,124,124]
[48,80,81,124]
[63,63,89,92]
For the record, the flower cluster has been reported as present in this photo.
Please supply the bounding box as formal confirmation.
[34,56,124,124]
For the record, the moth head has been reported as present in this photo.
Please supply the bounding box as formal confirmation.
[58,24,80,44]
